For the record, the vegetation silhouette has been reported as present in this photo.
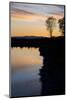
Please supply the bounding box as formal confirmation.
[39,36,65,95]
[46,17,56,37]
[58,17,65,35]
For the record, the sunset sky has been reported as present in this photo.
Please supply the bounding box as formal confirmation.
[10,2,64,37]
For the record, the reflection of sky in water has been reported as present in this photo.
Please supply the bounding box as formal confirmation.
[12,65,40,81]
[11,47,43,68]
[11,47,43,96]
[11,47,43,81]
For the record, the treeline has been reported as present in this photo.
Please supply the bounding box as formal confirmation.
[46,17,65,37]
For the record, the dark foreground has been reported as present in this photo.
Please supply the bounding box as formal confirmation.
[10,36,65,97]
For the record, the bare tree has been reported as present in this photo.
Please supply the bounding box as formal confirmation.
[58,17,65,35]
[46,17,56,37]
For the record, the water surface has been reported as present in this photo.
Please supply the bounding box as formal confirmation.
[11,47,43,97]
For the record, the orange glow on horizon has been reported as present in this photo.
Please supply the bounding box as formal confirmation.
[10,4,64,37]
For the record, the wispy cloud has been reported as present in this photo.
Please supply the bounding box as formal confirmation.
[10,2,64,17]
[11,8,36,15]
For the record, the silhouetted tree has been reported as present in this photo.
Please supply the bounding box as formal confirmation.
[58,17,65,35]
[46,17,56,37]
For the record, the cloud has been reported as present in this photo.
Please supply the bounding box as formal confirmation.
[11,8,36,15]
[10,2,64,17]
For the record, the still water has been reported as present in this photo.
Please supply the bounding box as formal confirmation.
[11,47,43,97]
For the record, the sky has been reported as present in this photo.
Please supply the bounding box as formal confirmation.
[10,2,64,37]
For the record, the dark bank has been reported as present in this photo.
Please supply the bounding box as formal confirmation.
[11,36,65,97]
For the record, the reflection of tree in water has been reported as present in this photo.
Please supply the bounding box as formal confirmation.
[39,40,65,95]
[39,57,48,95]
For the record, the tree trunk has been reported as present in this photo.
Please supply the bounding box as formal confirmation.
[50,29,52,38]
